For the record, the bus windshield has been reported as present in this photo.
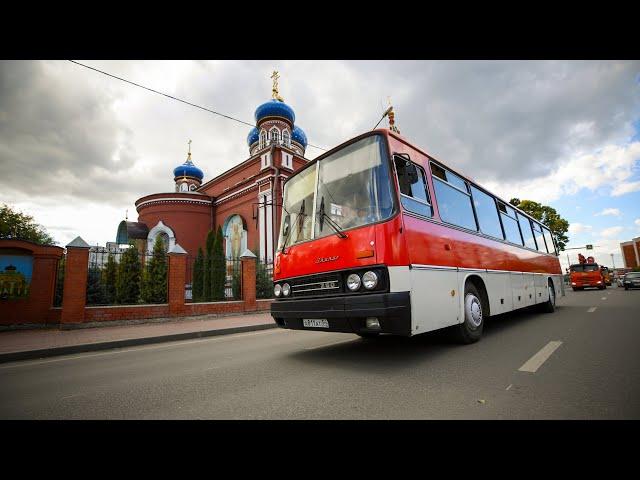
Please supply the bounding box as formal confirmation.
[278,135,394,249]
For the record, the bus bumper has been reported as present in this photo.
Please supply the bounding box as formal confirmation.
[270,292,412,336]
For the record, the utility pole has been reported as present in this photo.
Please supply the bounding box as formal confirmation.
[611,253,616,270]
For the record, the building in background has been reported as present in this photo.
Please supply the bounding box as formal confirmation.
[115,72,310,264]
[620,237,640,268]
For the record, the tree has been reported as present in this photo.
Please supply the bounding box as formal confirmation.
[0,203,55,245]
[192,247,205,302]
[211,226,226,300]
[203,230,215,301]
[509,198,569,251]
[141,236,168,303]
[103,253,117,304]
[116,244,142,304]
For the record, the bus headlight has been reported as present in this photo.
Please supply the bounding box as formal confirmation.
[282,283,291,297]
[347,273,361,291]
[362,271,378,290]
[274,284,282,297]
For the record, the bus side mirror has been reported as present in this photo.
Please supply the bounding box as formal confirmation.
[404,161,419,184]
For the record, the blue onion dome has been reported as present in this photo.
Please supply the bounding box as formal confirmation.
[247,126,260,146]
[255,99,295,124]
[173,160,203,181]
[291,125,308,148]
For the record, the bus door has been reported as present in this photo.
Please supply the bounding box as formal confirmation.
[392,154,459,333]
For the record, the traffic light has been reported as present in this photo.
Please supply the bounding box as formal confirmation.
[586,244,593,250]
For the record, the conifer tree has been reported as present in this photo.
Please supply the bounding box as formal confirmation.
[103,253,117,304]
[212,225,226,300]
[192,247,205,302]
[86,264,104,305]
[116,244,142,304]
[203,229,215,301]
[141,236,168,303]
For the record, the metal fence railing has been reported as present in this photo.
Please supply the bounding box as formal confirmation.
[86,247,168,306]
[257,261,274,299]
[53,254,65,307]
[188,256,242,302]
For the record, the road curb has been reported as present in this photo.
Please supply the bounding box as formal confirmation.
[0,323,278,364]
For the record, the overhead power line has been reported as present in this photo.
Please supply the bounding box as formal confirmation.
[68,60,327,152]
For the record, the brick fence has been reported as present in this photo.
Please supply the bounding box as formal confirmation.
[0,238,272,326]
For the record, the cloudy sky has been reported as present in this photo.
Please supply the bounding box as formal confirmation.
[1,60,639,270]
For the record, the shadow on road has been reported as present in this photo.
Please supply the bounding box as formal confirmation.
[285,304,557,373]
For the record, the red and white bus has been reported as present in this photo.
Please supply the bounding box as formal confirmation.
[270,129,564,343]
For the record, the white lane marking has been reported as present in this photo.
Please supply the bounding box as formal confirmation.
[601,297,607,300]
[518,341,563,373]
[587,307,597,313]
[305,338,356,350]
[0,328,284,369]
[506,384,513,391]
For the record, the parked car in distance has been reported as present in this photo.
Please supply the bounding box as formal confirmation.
[623,272,640,290]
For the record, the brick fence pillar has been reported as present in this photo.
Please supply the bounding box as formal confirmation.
[168,243,188,317]
[240,249,257,311]
[60,236,90,325]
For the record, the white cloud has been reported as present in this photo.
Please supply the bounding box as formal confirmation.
[568,223,593,234]
[612,181,640,196]
[635,218,640,227]
[484,141,640,204]
[600,226,625,238]
[595,208,622,217]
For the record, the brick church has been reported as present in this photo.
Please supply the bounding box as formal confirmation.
[115,72,309,264]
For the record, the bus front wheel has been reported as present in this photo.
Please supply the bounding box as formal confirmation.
[454,283,484,344]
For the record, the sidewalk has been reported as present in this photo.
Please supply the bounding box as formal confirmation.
[0,312,276,363]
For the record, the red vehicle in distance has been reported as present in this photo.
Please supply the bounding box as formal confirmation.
[270,129,563,344]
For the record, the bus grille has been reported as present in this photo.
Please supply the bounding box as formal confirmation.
[289,273,342,297]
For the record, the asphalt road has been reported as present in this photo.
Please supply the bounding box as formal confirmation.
[1,285,639,419]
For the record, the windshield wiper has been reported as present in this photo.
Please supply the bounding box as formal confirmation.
[281,199,306,254]
[318,196,347,239]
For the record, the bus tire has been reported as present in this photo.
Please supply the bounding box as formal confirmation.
[454,282,484,344]
[538,280,556,313]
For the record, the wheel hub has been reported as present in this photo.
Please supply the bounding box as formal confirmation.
[465,294,482,328]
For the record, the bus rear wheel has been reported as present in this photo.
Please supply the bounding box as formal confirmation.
[454,283,484,344]
[538,280,556,313]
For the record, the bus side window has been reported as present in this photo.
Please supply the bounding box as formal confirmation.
[517,212,537,250]
[394,156,432,218]
[532,222,549,253]
[498,202,523,245]
[430,162,478,231]
[470,185,504,240]
[542,226,556,255]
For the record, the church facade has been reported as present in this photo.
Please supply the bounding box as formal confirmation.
[116,74,310,265]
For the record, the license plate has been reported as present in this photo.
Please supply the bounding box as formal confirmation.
[303,319,329,328]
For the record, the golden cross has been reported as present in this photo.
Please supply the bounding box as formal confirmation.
[271,70,283,101]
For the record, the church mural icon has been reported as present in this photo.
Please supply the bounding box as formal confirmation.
[0,254,33,299]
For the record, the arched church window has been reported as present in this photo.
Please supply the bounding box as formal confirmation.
[282,130,290,147]
[260,130,267,149]
[180,183,189,192]
[270,128,279,144]
[189,184,197,191]
[157,232,170,253]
